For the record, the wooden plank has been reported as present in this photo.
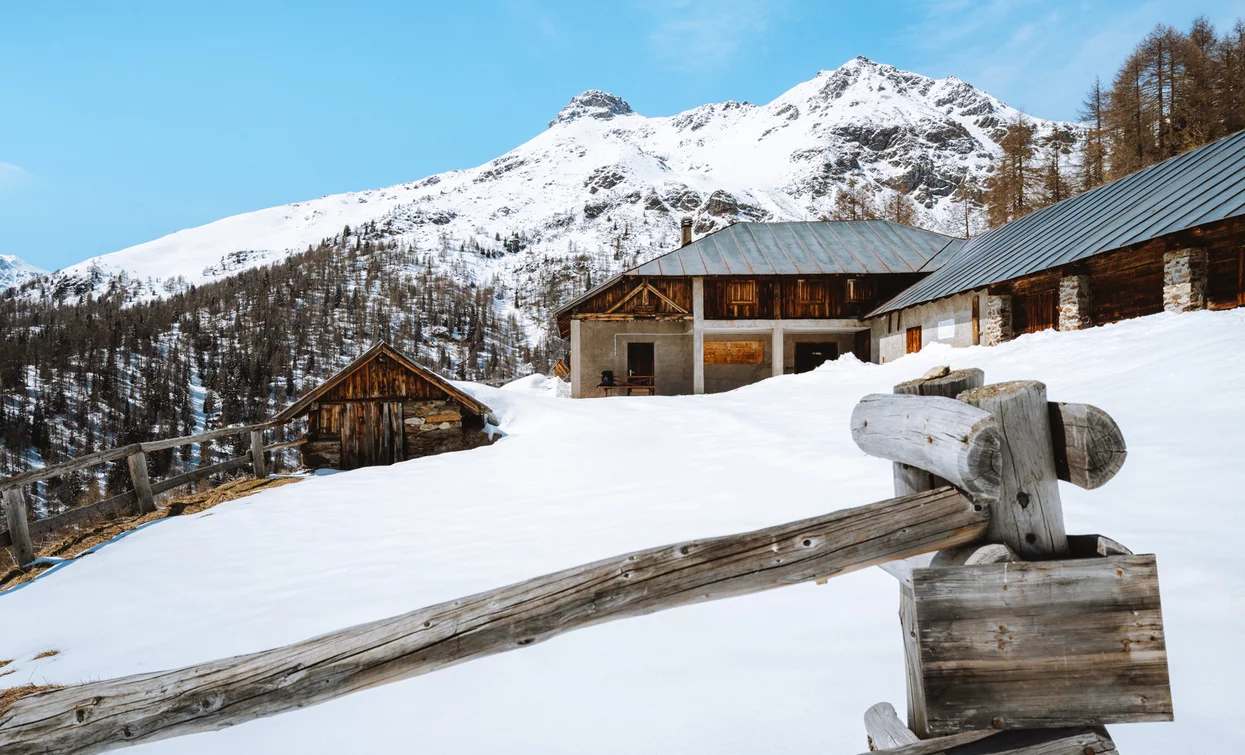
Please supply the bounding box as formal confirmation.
[1048,403,1126,490]
[0,486,989,755]
[851,394,1002,504]
[703,340,765,365]
[959,381,1068,559]
[262,438,307,453]
[853,726,1116,755]
[914,555,1171,735]
[150,456,251,497]
[249,430,266,479]
[25,491,138,540]
[127,451,157,515]
[864,701,919,750]
[3,488,34,567]
[0,443,142,492]
[138,426,255,454]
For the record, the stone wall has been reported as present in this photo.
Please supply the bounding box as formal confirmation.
[981,295,1012,347]
[1163,248,1208,312]
[1057,275,1093,331]
[403,399,491,458]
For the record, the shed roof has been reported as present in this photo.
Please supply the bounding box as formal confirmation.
[870,129,1245,316]
[630,220,962,277]
[270,342,491,423]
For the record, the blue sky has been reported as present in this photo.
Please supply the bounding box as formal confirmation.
[3,0,1243,271]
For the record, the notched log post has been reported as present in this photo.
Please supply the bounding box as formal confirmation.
[958,381,1068,559]
[249,429,267,479]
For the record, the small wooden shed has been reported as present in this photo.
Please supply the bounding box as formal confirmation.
[272,342,494,471]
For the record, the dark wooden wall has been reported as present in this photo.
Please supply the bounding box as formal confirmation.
[318,356,449,403]
[703,275,921,319]
[556,277,693,336]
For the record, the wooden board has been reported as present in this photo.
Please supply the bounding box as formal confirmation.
[912,554,1172,735]
[703,340,765,365]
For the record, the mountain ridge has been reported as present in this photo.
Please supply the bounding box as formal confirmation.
[25,56,1080,341]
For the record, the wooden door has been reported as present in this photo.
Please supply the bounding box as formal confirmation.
[627,342,654,380]
[1025,291,1057,332]
[905,326,922,354]
[341,402,404,470]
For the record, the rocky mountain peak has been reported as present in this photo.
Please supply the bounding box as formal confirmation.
[0,254,47,291]
[549,90,635,127]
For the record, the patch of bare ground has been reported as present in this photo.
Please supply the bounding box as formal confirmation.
[0,476,302,590]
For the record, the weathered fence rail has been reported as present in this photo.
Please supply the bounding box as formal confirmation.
[0,366,1171,755]
[0,424,304,560]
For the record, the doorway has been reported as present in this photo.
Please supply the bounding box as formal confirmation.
[795,342,838,373]
[341,401,404,470]
[627,342,655,381]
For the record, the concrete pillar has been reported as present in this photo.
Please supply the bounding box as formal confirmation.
[1163,247,1208,313]
[981,295,1012,347]
[1058,274,1093,331]
[692,277,705,394]
[570,319,582,398]
[771,325,784,377]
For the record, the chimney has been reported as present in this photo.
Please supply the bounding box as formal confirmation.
[680,216,693,247]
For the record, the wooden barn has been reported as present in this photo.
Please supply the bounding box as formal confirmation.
[271,342,494,471]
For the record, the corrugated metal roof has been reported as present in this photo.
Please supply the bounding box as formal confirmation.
[630,220,962,277]
[870,129,1245,316]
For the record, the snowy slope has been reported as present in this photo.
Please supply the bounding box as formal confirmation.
[0,254,46,290]
[2,310,1241,753]
[41,57,1077,306]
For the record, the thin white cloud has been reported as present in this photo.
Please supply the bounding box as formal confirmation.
[0,162,27,192]
[640,0,780,74]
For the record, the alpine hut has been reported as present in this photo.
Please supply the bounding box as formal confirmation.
[271,342,494,471]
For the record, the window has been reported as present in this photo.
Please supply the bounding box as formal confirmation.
[728,280,756,305]
[845,278,867,303]
[905,326,922,354]
[796,279,825,304]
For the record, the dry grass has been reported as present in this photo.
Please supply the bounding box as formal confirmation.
[0,683,63,716]
[0,476,302,590]
[32,650,60,660]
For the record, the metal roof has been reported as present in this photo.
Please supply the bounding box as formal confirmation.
[870,129,1245,316]
[629,220,962,277]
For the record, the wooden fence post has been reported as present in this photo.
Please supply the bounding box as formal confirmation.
[249,429,266,479]
[888,366,985,737]
[3,487,35,567]
[958,380,1069,559]
[127,450,157,515]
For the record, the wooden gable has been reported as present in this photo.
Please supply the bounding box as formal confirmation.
[556,276,693,336]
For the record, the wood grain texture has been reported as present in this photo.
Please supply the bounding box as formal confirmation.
[913,555,1171,735]
[249,430,266,479]
[3,488,34,566]
[0,487,988,755]
[864,701,919,750]
[138,426,255,454]
[852,394,1002,504]
[1047,403,1126,490]
[852,726,1116,755]
[959,382,1068,559]
[126,452,157,515]
[0,443,142,492]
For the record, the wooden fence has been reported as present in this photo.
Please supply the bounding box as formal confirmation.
[0,421,305,566]
[0,368,1169,755]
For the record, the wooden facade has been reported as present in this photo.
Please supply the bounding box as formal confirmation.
[271,343,493,471]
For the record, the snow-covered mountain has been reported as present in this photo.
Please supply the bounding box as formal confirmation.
[39,57,1078,318]
[0,254,46,290]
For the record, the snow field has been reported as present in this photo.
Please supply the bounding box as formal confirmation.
[2,309,1243,753]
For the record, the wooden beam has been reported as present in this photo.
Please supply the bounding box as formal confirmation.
[852,726,1116,755]
[262,438,307,453]
[851,394,1002,504]
[127,452,157,515]
[0,444,142,493]
[1048,402,1126,490]
[3,488,34,567]
[959,381,1068,559]
[864,702,919,750]
[138,425,257,453]
[150,456,251,497]
[0,487,988,755]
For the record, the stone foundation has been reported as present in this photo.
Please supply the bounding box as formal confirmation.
[981,295,1012,347]
[1058,275,1093,331]
[1163,248,1208,313]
